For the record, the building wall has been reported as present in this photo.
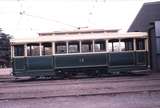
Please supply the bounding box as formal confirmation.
[155,21,160,71]
[148,21,160,72]
[128,2,160,72]
[128,2,160,32]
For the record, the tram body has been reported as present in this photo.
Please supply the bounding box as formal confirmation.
[10,32,150,78]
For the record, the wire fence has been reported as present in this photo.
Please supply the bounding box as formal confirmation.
[0,68,12,75]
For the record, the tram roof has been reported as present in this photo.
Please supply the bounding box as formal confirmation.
[38,29,119,36]
[10,32,148,45]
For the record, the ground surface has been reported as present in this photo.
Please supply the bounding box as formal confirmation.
[0,68,160,108]
[0,92,160,108]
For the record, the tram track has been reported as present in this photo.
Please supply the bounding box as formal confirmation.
[1,86,160,101]
[0,78,160,101]
[0,74,160,89]
[0,73,160,100]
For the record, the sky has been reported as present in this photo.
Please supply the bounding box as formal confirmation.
[0,0,159,38]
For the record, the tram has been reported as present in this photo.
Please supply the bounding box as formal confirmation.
[10,31,150,78]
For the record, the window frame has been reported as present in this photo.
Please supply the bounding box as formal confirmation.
[81,40,93,53]
[135,38,146,51]
[108,39,119,52]
[120,38,134,52]
[13,44,25,57]
[55,41,67,54]
[156,37,160,54]
[94,39,106,52]
[68,41,80,53]
[27,43,40,56]
[41,42,52,56]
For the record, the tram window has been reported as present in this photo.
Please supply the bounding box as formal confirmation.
[27,43,40,56]
[81,40,93,52]
[94,40,106,52]
[68,41,80,53]
[42,43,52,55]
[136,38,145,50]
[120,38,133,51]
[55,42,67,54]
[14,45,24,56]
[108,39,119,52]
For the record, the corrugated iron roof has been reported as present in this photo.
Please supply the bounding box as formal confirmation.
[128,1,160,32]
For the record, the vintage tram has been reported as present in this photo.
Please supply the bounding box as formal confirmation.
[10,31,150,78]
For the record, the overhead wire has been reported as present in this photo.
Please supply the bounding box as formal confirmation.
[16,0,109,31]
[17,0,80,30]
[21,12,78,29]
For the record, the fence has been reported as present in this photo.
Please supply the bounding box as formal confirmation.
[0,68,12,75]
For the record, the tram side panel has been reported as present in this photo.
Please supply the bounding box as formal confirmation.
[12,57,26,76]
[13,56,55,77]
[135,51,149,70]
[12,52,149,77]
[26,56,54,76]
[107,51,149,73]
[108,52,135,72]
[54,53,108,73]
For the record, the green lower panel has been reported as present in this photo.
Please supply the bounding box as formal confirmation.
[136,52,148,65]
[109,52,134,66]
[13,58,25,70]
[13,56,55,77]
[13,58,26,74]
[108,66,148,73]
[26,56,54,70]
[55,53,107,68]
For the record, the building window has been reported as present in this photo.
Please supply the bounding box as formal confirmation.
[27,43,40,56]
[94,40,106,52]
[81,40,93,52]
[42,43,52,55]
[156,38,160,54]
[14,45,24,56]
[136,38,145,50]
[155,21,160,37]
[108,39,119,52]
[68,41,80,53]
[120,38,133,51]
[55,42,67,54]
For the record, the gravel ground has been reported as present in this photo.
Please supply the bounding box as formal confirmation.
[0,68,160,108]
[0,75,160,100]
[0,92,160,108]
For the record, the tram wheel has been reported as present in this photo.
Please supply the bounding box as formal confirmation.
[87,70,99,77]
[55,70,65,79]
[30,76,40,80]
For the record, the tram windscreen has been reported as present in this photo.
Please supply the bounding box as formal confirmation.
[14,45,24,56]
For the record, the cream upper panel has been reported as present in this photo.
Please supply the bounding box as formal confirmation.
[10,32,148,45]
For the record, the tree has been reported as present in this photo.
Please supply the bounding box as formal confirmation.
[0,28,11,68]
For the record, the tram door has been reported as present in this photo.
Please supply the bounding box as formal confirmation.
[135,38,148,66]
[12,45,26,74]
